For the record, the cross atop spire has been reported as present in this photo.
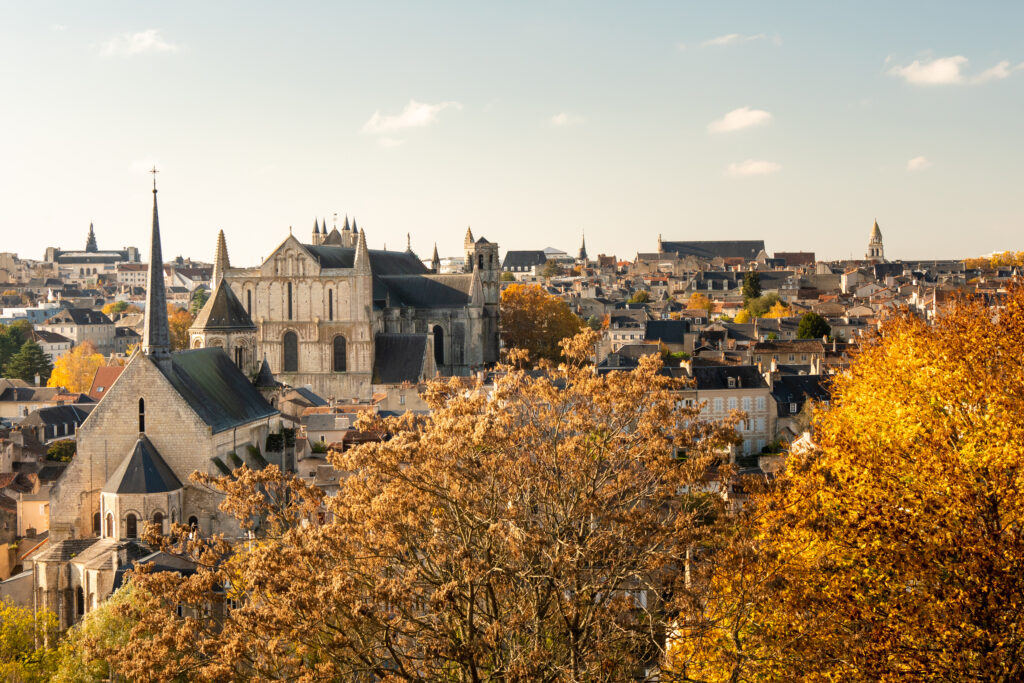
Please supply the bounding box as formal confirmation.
[150,166,159,192]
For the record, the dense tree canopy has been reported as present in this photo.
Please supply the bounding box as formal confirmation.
[167,305,194,352]
[0,321,31,371]
[741,272,761,302]
[3,339,53,383]
[677,288,1024,681]
[48,341,105,392]
[796,311,830,339]
[500,283,583,364]
[99,330,739,681]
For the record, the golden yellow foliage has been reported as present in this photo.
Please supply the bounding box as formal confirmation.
[733,308,752,323]
[499,283,583,364]
[47,341,104,393]
[687,292,712,313]
[167,305,193,351]
[763,301,790,318]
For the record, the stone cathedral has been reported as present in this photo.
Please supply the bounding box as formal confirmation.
[194,219,500,399]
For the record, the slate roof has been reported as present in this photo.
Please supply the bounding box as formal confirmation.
[42,308,112,326]
[191,279,256,331]
[34,538,99,563]
[373,333,428,384]
[29,329,71,344]
[691,365,768,390]
[103,435,183,494]
[771,375,831,417]
[302,245,429,275]
[378,274,477,308]
[253,358,278,388]
[502,250,547,269]
[0,387,62,403]
[89,366,125,401]
[19,404,94,429]
[645,320,690,343]
[156,349,278,434]
[661,241,766,261]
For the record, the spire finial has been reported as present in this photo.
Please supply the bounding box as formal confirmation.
[406,232,412,252]
[150,166,159,193]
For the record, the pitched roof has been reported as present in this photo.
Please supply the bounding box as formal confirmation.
[253,358,278,388]
[42,308,112,326]
[378,274,478,308]
[103,435,183,494]
[156,349,277,434]
[89,366,125,401]
[34,538,99,563]
[302,245,429,275]
[691,365,768,390]
[373,334,428,384]
[645,320,691,343]
[190,278,256,331]
[502,250,548,269]
[661,241,766,261]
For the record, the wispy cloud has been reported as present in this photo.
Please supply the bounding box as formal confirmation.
[100,29,179,57]
[708,106,772,134]
[888,55,1023,85]
[726,160,782,177]
[549,112,584,127]
[906,156,932,172]
[361,99,462,136]
[701,33,780,48]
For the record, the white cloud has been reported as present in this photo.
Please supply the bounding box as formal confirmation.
[725,159,782,177]
[549,112,584,127]
[701,33,780,48]
[361,99,462,135]
[906,156,932,172]
[888,55,1023,85]
[708,106,772,134]
[100,29,179,57]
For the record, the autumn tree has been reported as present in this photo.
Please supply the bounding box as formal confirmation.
[796,311,830,339]
[3,340,53,383]
[628,289,651,304]
[500,283,583,364]
[732,309,752,324]
[687,292,713,315]
[0,599,59,681]
[167,305,193,352]
[101,330,740,681]
[47,341,105,393]
[540,259,562,278]
[681,288,1024,681]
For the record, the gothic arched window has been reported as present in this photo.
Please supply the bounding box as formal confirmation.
[333,335,347,372]
[287,282,293,320]
[138,398,145,433]
[126,513,138,539]
[76,587,85,617]
[283,331,298,372]
[433,325,445,367]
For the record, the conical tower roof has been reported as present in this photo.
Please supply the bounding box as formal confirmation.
[191,278,256,332]
[102,435,183,494]
[870,219,882,243]
[142,172,170,359]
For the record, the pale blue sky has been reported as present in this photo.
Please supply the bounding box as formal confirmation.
[1,1,1021,265]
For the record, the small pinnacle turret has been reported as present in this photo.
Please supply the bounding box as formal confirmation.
[431,243,440,273]
[86,223,98,253]
[212,230,230,285]
[354,228,370,273]
[464,226,474,248]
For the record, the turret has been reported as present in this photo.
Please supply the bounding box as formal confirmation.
[354,228,370,274]
[866,219,885,262]
[312,219,321,245]
[431,243,440,274]
[212,230,230,285]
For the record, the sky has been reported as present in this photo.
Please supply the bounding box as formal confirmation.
[1,1,1022,266]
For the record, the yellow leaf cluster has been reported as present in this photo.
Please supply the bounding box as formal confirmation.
[47,341,105,393]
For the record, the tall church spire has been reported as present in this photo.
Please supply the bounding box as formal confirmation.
[142,169,170,359]
[578,231,588,262]
[431,242,440,273]
[212,229,230,285]
[86,223,98,253]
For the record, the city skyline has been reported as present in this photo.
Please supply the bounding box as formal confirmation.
[2,1,1023,265]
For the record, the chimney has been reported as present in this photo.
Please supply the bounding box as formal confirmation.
[34,373,40,387]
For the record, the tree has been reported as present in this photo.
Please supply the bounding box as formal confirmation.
[733,309,752,324]
[688,288,1024,680]
[48,341,105,393]
[0,599,58,681]
[499,271,516,282]
[189,288,210,316]
[687,292,713,314]
[50,586,138,682]
[742,271,761,301]
[167,305,194,352]
[102,301,127,316]
[3,340,53,384]
[47,440,76,462]
[100,330,740,681]
[744,293,780,318]
[585,314,602,331]
[627,290,651,304]
[0,321,31,370]
[763,301,791,319]
[796,311,831,339]
[500,284,583,364]
[540,259,562,278]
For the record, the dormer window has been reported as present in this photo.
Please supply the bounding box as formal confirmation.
[727,377,736,389]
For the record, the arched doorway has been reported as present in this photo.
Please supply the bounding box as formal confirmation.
[126,513,137,539]
[153,511,164,534]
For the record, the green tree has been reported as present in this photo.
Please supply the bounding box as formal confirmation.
[0,598,59,681]
[3,340,53,384]
[742,271,762,301]
[627,289,651,304]
[499,271,515,282]
[796,311,831,339]
[0,321,31,370]
[745,292,780,318]
[189,288,210,316]
[539,259,562,278]
[585,314,602,331]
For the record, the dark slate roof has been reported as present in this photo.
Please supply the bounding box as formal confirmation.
[645,320,690,343]
[19,404,94,428]
[502,250,547,269]
[691,365,768,390]
[0,387,61,402]
[373,333,428,384]
[191,279,256,331]
[661,241,766,261]
[157,349,278,434]
[302,245,429,275]
[379,274,476,308]
[281,387,328,407]
[43,308,112,326]
[770,375,831,417]
[102,435,183,494]
[29,330,71,344]
[253,358,279,388]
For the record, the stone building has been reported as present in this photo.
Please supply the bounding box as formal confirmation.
[43,223,140,285]
[217,222,499,399]
[37,179,280,628]
[866,219,885,262]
